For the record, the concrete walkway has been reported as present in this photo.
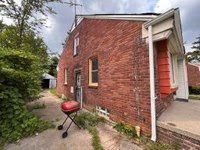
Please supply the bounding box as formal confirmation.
[158,100,200,138]
[4,91,142,150]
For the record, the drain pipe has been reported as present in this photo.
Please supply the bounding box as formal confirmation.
[148,25,156,141]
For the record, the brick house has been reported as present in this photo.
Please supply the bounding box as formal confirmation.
[187,63,200,87]
[57,8,188,141]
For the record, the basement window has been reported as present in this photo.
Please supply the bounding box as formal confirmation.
[73,33,79,56]
[96,105,109,117]
[89,57,98,87]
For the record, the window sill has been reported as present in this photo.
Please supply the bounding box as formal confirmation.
[73,54,78,57]
[88,84,98,88]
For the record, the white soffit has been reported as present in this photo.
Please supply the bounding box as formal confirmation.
[142,18,173,39]
[145,30,172,42]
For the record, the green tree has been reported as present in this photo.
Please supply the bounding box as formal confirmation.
[0,0,65,143]
[0,48,54,142]
[187,36,200,63]
[48,56,59,77]
[0,0,63,46]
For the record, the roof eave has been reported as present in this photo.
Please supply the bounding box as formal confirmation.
[144,8,177,28]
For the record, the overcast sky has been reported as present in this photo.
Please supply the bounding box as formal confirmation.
[1,0,200,54]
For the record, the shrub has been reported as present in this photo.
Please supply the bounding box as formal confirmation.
[189,86,200,95]
[0,87,54,142]
[114,123,137,138]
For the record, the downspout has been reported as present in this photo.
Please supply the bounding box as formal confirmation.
[148,25,157,141]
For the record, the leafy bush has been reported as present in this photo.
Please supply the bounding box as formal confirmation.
[0,87,54,142]
[114,123,137,138]
[189,86,200,95]
[0,48,53,143]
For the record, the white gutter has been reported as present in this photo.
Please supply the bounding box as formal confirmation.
[148,25,157,141]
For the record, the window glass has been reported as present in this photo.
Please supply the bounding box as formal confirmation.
[89,58,98,86]
[92,58,98,70]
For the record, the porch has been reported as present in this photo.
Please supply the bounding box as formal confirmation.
[157,100,200,149]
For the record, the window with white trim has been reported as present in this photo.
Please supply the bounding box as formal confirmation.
[169,53,177,87]
[64,68,67,84]
[89,57,98,86]
[73,34,79,56]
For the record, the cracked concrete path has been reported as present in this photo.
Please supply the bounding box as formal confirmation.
[4,90,143,150]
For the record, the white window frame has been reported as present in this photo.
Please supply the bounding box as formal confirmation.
[89,57,98,87]
[73,33,79,56]
[64,68,67,85]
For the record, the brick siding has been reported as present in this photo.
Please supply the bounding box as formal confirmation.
[57,18,173,135]
[157,126,200,150]
[187,64,200,87]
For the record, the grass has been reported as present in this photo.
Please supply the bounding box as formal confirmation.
[114,123,137,138]
[27,102,46,111]
[75,112,105,150]
[114,123,181,150]
[143,139,181,150]
[189,94,200,100]
[75,112,106,129]
[0,138,6,150]
[89,127,104,150]
[49,88,56,96]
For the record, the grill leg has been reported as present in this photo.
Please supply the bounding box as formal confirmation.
[58,116,69,130]
[62,112,81,138]
[68,112,81,129]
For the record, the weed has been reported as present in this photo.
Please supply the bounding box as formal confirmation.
[49,88,56,96]
[88,127,104,150]
[27,102,46,111]
[75,112,105,150]
[75,112,106,129]
[114,123,137,138]
[189,94,200,100]
[114,123,181,150]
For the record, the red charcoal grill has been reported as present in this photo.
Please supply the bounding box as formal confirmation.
[58,100,81,138]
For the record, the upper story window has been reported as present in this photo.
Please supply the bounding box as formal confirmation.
[73,33,79,56]
[64,68,68,84]
[89,57,98,87]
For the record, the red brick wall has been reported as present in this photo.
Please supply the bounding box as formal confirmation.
[187,64,200,87]
[57,18,152,134]
[157,126,200,149]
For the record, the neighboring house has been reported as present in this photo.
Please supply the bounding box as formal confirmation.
[57,8,188,140]
[42,73,56,89]
[187,63,200,87]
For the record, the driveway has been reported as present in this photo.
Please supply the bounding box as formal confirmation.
[4,91,142,150]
